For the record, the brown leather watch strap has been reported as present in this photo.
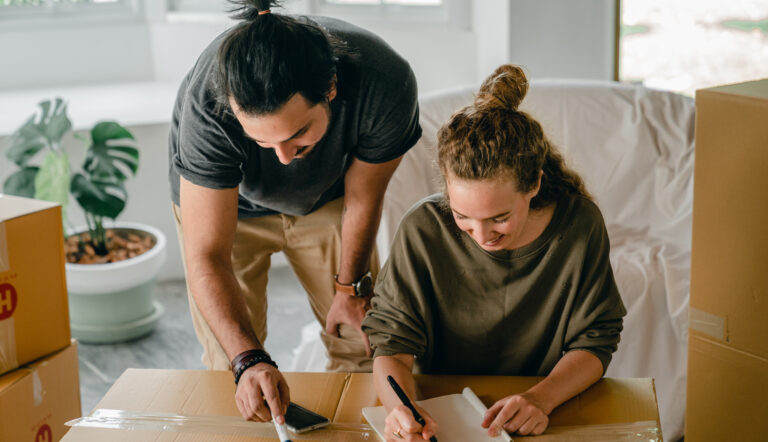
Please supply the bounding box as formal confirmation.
[334,277,357,296]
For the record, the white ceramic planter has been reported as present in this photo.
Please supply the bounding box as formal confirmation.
[66,222,167,344]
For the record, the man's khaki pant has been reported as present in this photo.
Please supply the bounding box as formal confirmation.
[172,197,378,372]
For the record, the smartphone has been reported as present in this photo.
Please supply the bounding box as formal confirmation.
[284,402,330,434]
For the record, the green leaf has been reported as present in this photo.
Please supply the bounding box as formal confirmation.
[91,121,135,145]
[84,131,139,183]
[5,98,72,166]
[34,151,70,218]
[620,24,650,38]
[43,98,73,144]
[71,173,127,219]
[2,167,39,197]
[721,19,768,35]
[6,116,48,166]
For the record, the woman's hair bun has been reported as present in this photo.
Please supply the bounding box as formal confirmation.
[474,64,529,111]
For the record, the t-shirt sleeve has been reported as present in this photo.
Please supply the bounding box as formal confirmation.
[354,68,422,164]
[173,92,245,190]
[564,220,627,374]
[362,214,429,358]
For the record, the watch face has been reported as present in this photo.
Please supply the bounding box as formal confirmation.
[356,273,373,297]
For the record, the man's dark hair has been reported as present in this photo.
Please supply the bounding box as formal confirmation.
[216,0,338,115]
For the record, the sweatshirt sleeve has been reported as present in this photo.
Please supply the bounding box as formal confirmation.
[564,218,627,374]
[362,211,431,359]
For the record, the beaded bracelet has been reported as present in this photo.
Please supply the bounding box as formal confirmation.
[231,349,278,385]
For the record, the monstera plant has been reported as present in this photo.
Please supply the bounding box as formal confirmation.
[4,98,167,344]
[4,97,143,262]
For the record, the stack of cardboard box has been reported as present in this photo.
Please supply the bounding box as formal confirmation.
[687,79,768,441]
[0,195,81,441]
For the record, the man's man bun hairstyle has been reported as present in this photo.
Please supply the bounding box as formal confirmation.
[216,0,338,115]
[228,0,277,20]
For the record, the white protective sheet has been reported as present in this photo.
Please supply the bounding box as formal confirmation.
[295,80,695,441]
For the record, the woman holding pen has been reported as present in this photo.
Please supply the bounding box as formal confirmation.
[362,65,626,441]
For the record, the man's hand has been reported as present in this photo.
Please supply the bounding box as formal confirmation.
[235,363,290,423]
[325,293,373,357]
[481,391,549,437]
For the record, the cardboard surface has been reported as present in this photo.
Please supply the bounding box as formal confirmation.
[687,79,768,441]
[336,373,661,432]
[687,332,768,441]
[0,194,71,376]
[0,341,81,442]
[62,370,354,441]
[705,78,768,99]
[689,80,768,358]
[63,370,660,441]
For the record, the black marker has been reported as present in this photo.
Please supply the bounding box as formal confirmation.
[387,375,438,442]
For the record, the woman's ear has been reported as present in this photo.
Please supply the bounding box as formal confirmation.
[327,75,338,102]
[529,170,544,198]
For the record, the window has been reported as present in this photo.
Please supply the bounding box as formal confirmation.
[0,0,139,23]
[167,0,469,27]
[324,0,441,5]
[619,0,768,96]
[167,0,227,14]
[313,0,467,25]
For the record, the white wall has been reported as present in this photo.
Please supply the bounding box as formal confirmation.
[0,0,617,281]
[0,23,155,91]
[506,0,616,80]
[147,19,477,94]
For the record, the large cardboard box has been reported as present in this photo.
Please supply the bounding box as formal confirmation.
[687,79,768,441]
[64,370,660,441]
[0,341,81,442]
[0,194,71,376]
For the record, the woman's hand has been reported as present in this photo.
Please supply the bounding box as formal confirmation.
[481,392,549,437]
[384,403,438,441]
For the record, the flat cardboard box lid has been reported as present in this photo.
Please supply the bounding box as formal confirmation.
[64,370,661,441]
[700,78,768,99]
[0,194,59,222]
[63,369,353,441]
[336,374,661,431]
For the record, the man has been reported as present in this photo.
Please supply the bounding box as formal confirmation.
[168,1,421,426]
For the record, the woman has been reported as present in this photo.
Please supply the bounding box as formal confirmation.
[362,65,626,441]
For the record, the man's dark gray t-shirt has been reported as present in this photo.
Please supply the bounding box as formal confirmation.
[168,16,422,218]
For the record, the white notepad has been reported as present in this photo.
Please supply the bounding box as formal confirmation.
[363,387,513,442]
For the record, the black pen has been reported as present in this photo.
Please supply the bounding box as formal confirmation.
[387,375,438,442]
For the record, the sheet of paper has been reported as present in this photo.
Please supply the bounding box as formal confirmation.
[363,387,512,442]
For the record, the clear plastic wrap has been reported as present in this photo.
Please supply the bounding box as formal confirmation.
[67,409,660,441]
[531,420,661,441]
[67,408,375,440]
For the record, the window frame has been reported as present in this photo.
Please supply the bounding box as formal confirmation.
[311,0,469,27]
[0,0,142,28]
[167,0,470,28]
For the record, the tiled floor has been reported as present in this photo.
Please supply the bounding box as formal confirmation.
[77,266,317,415]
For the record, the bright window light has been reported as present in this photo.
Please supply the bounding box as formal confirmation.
[619,0,768,96]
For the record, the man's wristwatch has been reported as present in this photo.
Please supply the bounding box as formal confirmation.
[334,272,374,297]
